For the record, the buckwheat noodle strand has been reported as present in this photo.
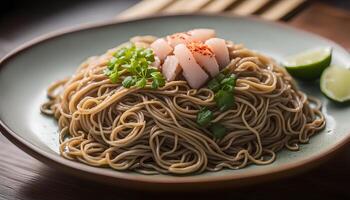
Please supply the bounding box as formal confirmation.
[41,36,325,175]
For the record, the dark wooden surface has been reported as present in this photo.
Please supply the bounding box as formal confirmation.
[1,1,350,200]
[290,2,350,49]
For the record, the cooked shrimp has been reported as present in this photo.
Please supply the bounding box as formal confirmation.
[205,38,230,68]
[162,55,181,81]
[188,29,216,42]
[187,42,219,77]
[167,32,192,48]
[151,56,161,69]
[150,38,173,61]
[173,44,209,88]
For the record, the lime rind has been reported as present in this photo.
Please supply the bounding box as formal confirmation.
[283,47,332,81]
[320,65,350,103]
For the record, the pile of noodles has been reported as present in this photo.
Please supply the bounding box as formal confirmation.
[41,36,325,175]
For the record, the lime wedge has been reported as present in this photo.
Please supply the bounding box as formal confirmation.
[320,65,350,103]
[283,47,332,80]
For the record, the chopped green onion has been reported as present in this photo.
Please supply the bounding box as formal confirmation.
[209,123,227,139]
[196,107,213,126]
[214,90,234,111]
[216,73,226,82]
[221,84,234,92]
[207,78,221,92]
[220,75,236,90]
[209,73,236,111]
[198,73,237,138]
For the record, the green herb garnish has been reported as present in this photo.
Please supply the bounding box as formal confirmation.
[207,73,236,111]
[196,107,213,126]
[207,78,220,92]
[150,71,166,89]
[104,44,165,89]
[122,76,136,88]
[214,90,235,111]
[209,123,227,139]
[196,108,228,139]
[195,72,236,138]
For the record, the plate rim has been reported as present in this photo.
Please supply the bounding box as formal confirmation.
[1,13,350,187]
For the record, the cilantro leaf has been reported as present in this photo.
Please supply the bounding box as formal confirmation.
[109,71,119,83]
[104,44,165,89]
[150,71,165,89]
[136,77,147,88]
[122,76,136,88]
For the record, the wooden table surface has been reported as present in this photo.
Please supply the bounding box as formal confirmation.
[0,1,350,199]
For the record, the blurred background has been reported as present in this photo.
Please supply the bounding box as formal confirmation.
[0,0,349,58]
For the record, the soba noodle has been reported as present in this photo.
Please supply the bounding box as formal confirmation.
[41,36,325,175]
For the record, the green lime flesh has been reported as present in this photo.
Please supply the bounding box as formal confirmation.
[320,65,350,103]
[283,47,332,81]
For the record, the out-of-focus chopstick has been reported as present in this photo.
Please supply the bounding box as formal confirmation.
[261,0,306,20]
[201,0,238,13]
[231,0,271,15]
[117,0,308,21]
[163,0,211,13]
[118,0,174,19]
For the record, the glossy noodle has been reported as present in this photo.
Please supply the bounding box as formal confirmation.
[41,35,325,175]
